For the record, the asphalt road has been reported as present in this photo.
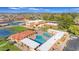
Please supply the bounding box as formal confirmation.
[63,37,79,51]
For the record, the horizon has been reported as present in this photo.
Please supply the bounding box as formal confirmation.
[0,7,79,13]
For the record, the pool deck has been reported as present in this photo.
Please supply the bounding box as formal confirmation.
[37,32,65,51]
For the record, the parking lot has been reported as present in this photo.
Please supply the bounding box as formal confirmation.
[64,36,79,51]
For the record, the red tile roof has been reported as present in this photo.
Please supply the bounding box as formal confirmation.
[9,30,35,41]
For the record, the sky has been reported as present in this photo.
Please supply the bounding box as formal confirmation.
[0,7,79,13]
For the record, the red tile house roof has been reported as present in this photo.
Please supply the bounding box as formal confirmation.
[8,30,35,42]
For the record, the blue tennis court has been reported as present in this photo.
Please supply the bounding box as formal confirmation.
[0,29,13,38]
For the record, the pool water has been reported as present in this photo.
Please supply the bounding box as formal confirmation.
[34,34,46,44]
[34,32,53,44]
[43,32,52,38]
[0,29,13,38]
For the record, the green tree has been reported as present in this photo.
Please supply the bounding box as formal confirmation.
[58,14,74,30]
[74,16,79,25]
[69,25,79,36]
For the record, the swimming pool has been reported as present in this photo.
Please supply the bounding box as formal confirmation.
[43,32,52,38]
[0,29,13,38]
[34,34,46,44]
[33,32,52,44]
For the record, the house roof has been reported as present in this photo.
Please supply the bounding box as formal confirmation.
[9,30,35,41]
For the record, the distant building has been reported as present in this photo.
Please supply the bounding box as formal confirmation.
[25,20,45,29]
[0,18,10,26]
[16,15,25,20]
[0,18,9,23]
[45,22,58,26]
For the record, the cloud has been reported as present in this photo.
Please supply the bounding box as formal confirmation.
[28,8,40,10]
[28,8,51,12]
[8,7,50,12]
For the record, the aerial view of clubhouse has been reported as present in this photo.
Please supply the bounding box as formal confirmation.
[0,16,69,51]
[0,7,79,51]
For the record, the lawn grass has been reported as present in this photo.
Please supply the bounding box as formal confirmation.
[0,40,21,51]
[8,26,28,33]
[0,40,6,45]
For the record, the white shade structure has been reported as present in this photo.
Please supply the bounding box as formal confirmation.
[21,38,40,49]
